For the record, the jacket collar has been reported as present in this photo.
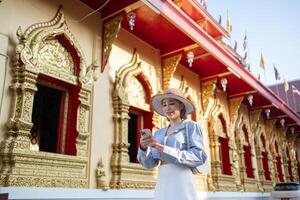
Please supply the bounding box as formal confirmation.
[167,120,187,133]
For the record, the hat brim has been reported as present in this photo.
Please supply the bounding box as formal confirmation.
[151,93,195,117]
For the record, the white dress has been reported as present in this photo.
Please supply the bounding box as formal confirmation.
[137,121,206,200]
[154,163,198,200]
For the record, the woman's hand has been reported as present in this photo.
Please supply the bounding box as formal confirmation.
[140,129,152,150]
[152,142,164,153]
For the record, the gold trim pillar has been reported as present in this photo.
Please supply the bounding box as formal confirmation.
[201,79,218,191]
[265,119,277,186]
[250,110,264,192]
[229,97,244,191]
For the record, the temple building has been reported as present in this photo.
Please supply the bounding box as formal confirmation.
[0,0,299,199]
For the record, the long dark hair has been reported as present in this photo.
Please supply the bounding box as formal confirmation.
[179,102,187,120]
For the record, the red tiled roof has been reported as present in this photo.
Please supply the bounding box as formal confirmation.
[269,79,300,114]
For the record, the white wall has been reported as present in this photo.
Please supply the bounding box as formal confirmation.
[0,33,9,142]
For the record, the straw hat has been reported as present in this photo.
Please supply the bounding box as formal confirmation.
[151,88,195,117]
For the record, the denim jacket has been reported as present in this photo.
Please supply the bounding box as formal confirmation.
[137,120,207,169]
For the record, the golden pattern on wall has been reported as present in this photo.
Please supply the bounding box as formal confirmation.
[249,110,262,134]
[201,85,236,191]
[37,39,74,74]
[264,119,277,147]
[235,112,258,192]
[0,7,94,188]
[201,79,217,118]
[110,49,158,189]
[127,76,148,111]
[287,132,299,181]
[228,97,244,133]
[276,127,289,181]
[162,54,182,90]
[102,13,122,72]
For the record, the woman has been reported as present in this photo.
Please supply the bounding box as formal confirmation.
[137,88,207,200]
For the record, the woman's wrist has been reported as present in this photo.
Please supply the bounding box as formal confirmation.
[140,144,147,151]
[154,143,164,153]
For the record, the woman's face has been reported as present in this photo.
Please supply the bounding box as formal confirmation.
[161,98,183,121]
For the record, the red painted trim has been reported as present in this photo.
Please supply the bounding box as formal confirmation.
[262,152,271,180]
[219,137,232,175]
[65,85,80,155]
[188,0,229,37]
[56,92,65,154]
[144,0,300,124]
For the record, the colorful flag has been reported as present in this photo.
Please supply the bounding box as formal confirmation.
[284,78,289,92]
[259,53,265,70]
[292,85,300,95]
[273,65,281,81]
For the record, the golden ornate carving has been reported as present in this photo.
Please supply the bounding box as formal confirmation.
[110,49,158,189]
[96,158,109,190]
[79,62,99,86]
[179,75,189,95]
[277,127,289,181]
[172,0,182,7]
[0,7,92,187]
[230,141,243,191]
[228,97,244,132]
[162,54,182,90]
[254,128,265,192]
[233,112,262,192]
[102,14,122,72]
[201,79,217,118]
[249,110,262,133]
[127,76,149,110]
[264,119,277,147]
[37,39,74,73]
[287,133,299,180]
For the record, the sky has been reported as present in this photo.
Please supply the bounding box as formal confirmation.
[206,0,300,86]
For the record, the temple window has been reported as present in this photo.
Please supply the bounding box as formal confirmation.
[30,76,80,156]
[217,115,232,175]
[128,107,153,163]
[31,83,62,153]
[243,126,254,178]
[127,75,153,163]
[275,141,284,182]
[261,134,271,180]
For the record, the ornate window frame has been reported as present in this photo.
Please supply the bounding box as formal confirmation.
[110,50,160,189]
[0,8,96,187]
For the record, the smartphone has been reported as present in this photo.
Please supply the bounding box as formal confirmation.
[140,129,152,137]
